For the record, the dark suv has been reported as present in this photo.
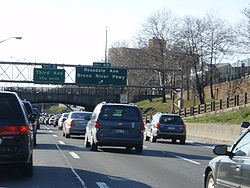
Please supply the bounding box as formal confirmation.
[144,113,186,144]
[0,91,34,177]
[23,100,38,147]
[85,102,144,153]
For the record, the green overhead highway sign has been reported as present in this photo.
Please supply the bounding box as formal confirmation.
[33,68,65,83]
[76,66,127,86]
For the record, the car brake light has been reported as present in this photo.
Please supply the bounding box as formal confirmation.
[155,122,160,128]
[140,123,145,131]
[0,126,29,135]
[94,120,100,129]
[183,124,187,129]
[68,122,76,126]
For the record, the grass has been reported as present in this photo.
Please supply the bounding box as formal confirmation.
[135,97,250,124]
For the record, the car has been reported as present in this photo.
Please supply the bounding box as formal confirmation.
[57,113,69,130]
[144,113,186,144]
[0,91,34,177]
[62,111,92,138]
[84,102,145,153]
[23,100,38,146]
[204,121,250,188]
[33,108,41,129]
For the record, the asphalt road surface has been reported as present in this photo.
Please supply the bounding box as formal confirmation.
[0,124,229,188]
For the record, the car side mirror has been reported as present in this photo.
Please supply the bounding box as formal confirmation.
[213,145,228,155]
[241,122,250,128]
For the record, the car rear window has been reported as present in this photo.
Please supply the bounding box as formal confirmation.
[159,116,184,124]
[71,112,92,119]
[100,106,141,121]
[0,94,23,121]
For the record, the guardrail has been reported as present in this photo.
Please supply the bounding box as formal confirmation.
[179,93,248,117]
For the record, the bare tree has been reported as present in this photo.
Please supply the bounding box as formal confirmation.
[235,6,250,54]
[203,12,235,99]
[136,9,179,102]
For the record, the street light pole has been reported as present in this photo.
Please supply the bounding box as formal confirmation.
[0,37,22,44]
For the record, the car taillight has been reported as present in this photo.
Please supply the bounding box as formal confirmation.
[0,126,29,135]
[155,122,160,128]
[140,123,145,131]
[94,120,100,129]
[31,120,37,125]
[183,124,187,130]
[68,122,76,126]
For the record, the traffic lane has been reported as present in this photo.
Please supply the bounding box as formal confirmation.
[0,133,84,188]
[42,125,152,188]
[44,125,219,188]
[49,131,213,188]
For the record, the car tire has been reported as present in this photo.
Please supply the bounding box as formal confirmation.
[62,131,65,137]
[33,135,37,147]
[135,144,143,153]
[205,171,215,188]
[180,138,186,144]
[21,155,33,177]
[84,136,91,148]
[144,133,150,141]
[65,133,70,138]
[150,134,157,143]
[90,140,98,151]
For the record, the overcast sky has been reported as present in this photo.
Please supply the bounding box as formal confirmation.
[0,0,249,65]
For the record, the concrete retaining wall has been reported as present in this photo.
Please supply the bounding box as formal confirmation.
[186,123,244,142]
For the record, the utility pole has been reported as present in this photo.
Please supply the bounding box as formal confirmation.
[104,26,108,63]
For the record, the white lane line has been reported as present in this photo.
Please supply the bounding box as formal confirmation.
[69,152,80,159]
[162,151,200,165]
[96,182,110,188]
[49,130,53,133]
[143,145,148,148]
[190,142,214,149]
[53,134,58,137]
[58,141,65,145]
[54,144,86,187]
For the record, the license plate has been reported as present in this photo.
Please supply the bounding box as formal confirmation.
[115,130,125,134]
[168,127,175,130]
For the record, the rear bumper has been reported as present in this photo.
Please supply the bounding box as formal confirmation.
[153,131,186,139]
[0,148,32,165]
[96,135,143,147]
[67,128,86,135]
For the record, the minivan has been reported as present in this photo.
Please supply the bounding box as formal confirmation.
[85,102,144,153]
[0,92,34,177]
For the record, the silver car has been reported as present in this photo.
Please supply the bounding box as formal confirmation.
[57,113,69,130]
[62,111,92,138]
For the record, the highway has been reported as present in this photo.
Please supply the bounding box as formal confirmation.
[0,124,227,188]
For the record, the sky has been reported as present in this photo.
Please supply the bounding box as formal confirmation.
[0,0,249,65]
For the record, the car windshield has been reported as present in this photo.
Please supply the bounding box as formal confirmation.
[0,94,23,121]
[159,116,184,124]
[100,106,141,121]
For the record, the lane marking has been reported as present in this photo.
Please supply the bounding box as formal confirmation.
[49,130,53,133]
[165,152,200,165]
[143,145,148,148]
[58,141,65,145]
[96,182,110,188]
[54,144,86,187]
[53,134,58,137]
[69,152,80,159]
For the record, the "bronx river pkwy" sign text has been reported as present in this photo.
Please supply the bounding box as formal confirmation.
[75,66,127,86]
